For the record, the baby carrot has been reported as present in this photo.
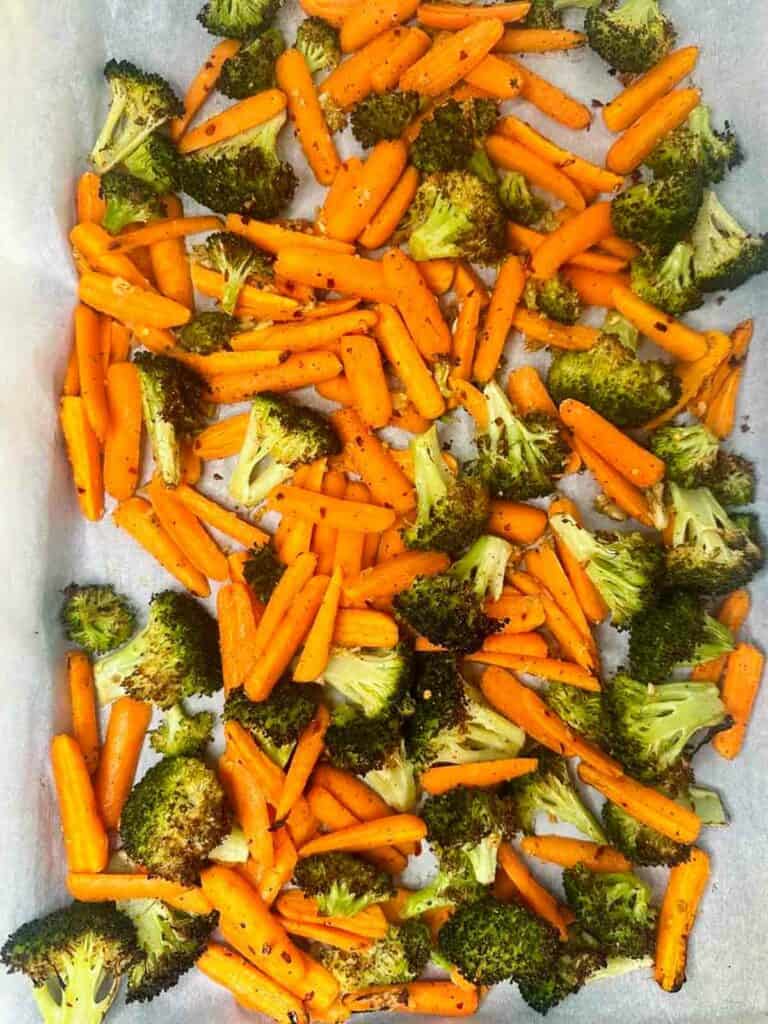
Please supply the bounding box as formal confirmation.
[341,334,393,428]
[60,396,104,522]
[713,644,765,760]
[320,28,406,107]
[370,27,431,92]
[103,362,142,501]
[497,843,573,940]
[66,652,100,775]
[359,167,421,250]
[495,28,585,52]
[655,849,710,993]
[294,568,344,682]
[421,759,539,795]
[276,49,340,185]
[76,172,106,223]
[146,478,229,581]
[488,500,547,545]
[400,18,505,95]
[559,399,665,488]
[374,304,446,419]
[95,697,152,831]
[472,255,526,382]
[417,1,529,29]
[298,815,427,857]
[275,247,391,303]
[51,734,109,873]
[531,202,614,278]
[503,56,591,129]
[173,484,268,548]
[603,46,700,133]
[178,89,287,154]
[340,0,420,52]
[521,835,631,873]
[267,486,396,533]
[75,304,109,444]
[169,39,242,141]
[331,407,416,513]
[485,135,587,210]
[276,706,332,820]
[606,88,701,175]
[612,285,708,361]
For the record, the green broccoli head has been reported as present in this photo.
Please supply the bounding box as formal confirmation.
[585,0,675,73]
[121,756,231,884]
[524,274,583,325]
[91,60,183,173]
[691,190,768,292]
[649,424,719,488]
[707,451,756,507]
[523,0,565,28]
[611,172,702,251]
[518,925,607,1014]
[94,590,222,708]
[350,91,420,148]
[325,705,402,776]
[602,774,692,867]
[601,310,640,350]
[175,310,240,354]
[313,920,431,992]
[394,534,514,652]
[498,170,552,228]
[61,584,136,655]
[550,514,663,628]
[99,169,164,235]
[123,132,181,195]
[410,98,498,174]
[423,787,518,886]
[1,901,139,1023]
[150,703,215,757]
[628,588,714,683]
[321,644,414,718]
[630,242,703,316]
[242,543,285,602]
[645,105,742,185]
[229,392,340,506]
[404,171,507,264]
[295,17,341,74]
[504,754,606,843]
[403,425,490,555]
[218,28,285,99]
[467,380,568,500]
[197,0,282,38]
[544,683,612,748]
[224,680,321,767]
[294,853,394,917]
[119,898,217,1003]
[563,864,657,958]
[133,351,211,486]
[194,231,274,314]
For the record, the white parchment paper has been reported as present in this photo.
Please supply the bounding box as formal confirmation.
[1,0,767,1020]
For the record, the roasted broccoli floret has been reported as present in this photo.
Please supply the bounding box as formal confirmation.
[95,590,222,708]
[611,172,702,251]
[630,242,703,316]
[664,483,762,593]
[524,274,583,325]
[61,584,136,655]
[181,111,297,217]
[295,17,341,74]
[224,680,321,767]
[242,543,285,602]
[563,865,657,958]
[523,0,565,29]
[691,190,768,292]
[605,673,727,780]
[100,169,164,235]
[194,231,274,314]
[544,684,611,748]
[313,920,431,992]
[468,380,568,500]
[645,105,742,185]
[350,90,420,147]
[91,60,183,173]
[1,901,139,1023]
[498,170,551,228]
[505,755,606,843]
[175,310,240,354]
[438,896,558,985]
[150,703,215,757]
[394,534,514,652]
[119,899,217,1003]
[602,776,692,867]
[218,28,285,98]
[123,132,181,194]
[518,925,607,1015]
[121,756,231,884]
[649,424,719,488]
[410,98,498,175]
[229,392,339,506]
[294,853,394,917]
[321,644,414,718]
[707,451,756,507]
[197,0,281,38]
[133,351,211,486]
[208,826,250,864]
[584,0,675,74]
[404,171,507,264]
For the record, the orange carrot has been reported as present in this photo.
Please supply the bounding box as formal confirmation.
[332,608,399,648]
[325,141,407,243]
[486,135,586,210]
[76,172,106,223]
[173,484,268,548]
[485,593,546,633]
[450,292,483,381]
[299,814,427,857]
[612,285,708,361]
[496,27,585,52]
[521,835,631,873]
[107,216,222,254]
[79,272,191,329]
[713,644,765,760]
[107,320,131,363]
[497,843,573,940]
[371,27,432,92]
[67,872,212,915]
[562,266,629,307]
[513,309,600,352]
[507,365,558,418]
[418,1,529,28]
[342,981,479,1016]
[178,89,287,153]
[226,214,355,255]
[320,28,407,107]
[548,497,608,625]
[341,334,393,429]
[333,482,369,578]
[472,255,526,382]
[277,49,340,185]
[95,698,152,831]
[71,222,154,290]
[400,18,505,95]
[311,470,346,574]
[705,365,742,438]
[259,826,300,906]
[63,344,81,397]
[225,758,274,876]
[359,167,420,250]
[198,942,308,1024]
[59,396,104,522]
[147,197,195,310]
[229,307,377,350]
[481,633,550,657]
[279,460,326,567]
[341,0,419,51]
[277,706,332,821]
[463,54,523,99]
[469,651,599,691]
[374,304,446,419]
[66,653,100,775]
[654,848,710,993]
[531,202,614,278]
[421,759,539,795]
[268,486,396,534]
[170,39,242,141]
[559,398,665,488]
[503,56,591,129]
[331,408,416,513]
[380,247,451,361]
[570,435,654,527]
[488,499,547,544]
[218,583,263,692]
[147,478,229,581]
[343,550,450,605]
[75,304,109,444]
[606,88,701,174]
[206,352,343,404]
[294,569,344,682]
[104,364,142,503]
[307,786,408,875]
[603,46,700,133]
[281,918,372,951]
[512,569,593,664]
[691,590,750,682]
[277,892,388,939]
[190,264,300,320]
[275,247,391,303]
[51,734,109,872]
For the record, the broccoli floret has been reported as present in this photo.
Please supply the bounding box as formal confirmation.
[544,684,611,748]
[181,111,297,218]
[319,93,349,134]
[649,424,719,488]
[313,920,431,992]
[498,170,551,228]
[175,310,240,354]
[645,105,742,185]
[224,680,320,767]
[197,0,281,38]
[150,703,215,757]
[630,242,703,316]
[1,901,139,1023]
[350,91,421,148]
[518,925,607,1015]
[468,380,568,500]
[365,737,418,812]
[403,425,489,555]
[394,534,514,652]
[605,673,727,781]
[691,190,768,292]
[325,705,402,776]
[194,231,274,314]
[524,274,583,325]
[602,777,692,867]
[218,28,285,99]
[242,543,285,602]
[295,17,341,74]
[61,584,136,655]
[707,451,756,507]
[404,171,507,264]
[123,132,181,194]
[99,169,164,235]
[550,514,663,627]
[601,310,639,350]
[91,60,183,173]
[584,0,675,74]
[505,755,606,843]
[321,644,414,718]
[294,853,394,917]
[408,654,525,769]
[563,865,657,958]
[133,351,211,487]
[94,590,222,708]
[121,756,231,884]
[437,896,558,985]
[664,483,762,593]
[627,588,725,683]
[523,0,564,28]
[229,392,339,506]
[611,172,702,251]
[410,98,498,174]
[208,825,250,864]
[119,899,217,1003]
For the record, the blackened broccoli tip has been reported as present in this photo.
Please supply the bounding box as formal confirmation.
[325,705,402,776]
[175,310,240,354]
[218,28,285,99]
[150,703,215,757]
[350,91,421,148]
[229,392,340,506]
[321,644,414,719]
[61,584,136,655]
[410,98,498,175]
[649,424,719,488]
[404,171,507,265]
[498,170,551,228]
[602,794,691,867]
[505,754,606,843]
[223,680,320,767]
[523,0,564,29]
[99,169,164,235]
[611,172,702,251]
[94,590,223,708]
[403,424,490,556]
[133,351,211,487]
[692,190,768,292]
[627,588,706,683]
[707,451,757,508]
[423,787,518,886]
[197,0,282,39]
[524,274,583,325]
[585,0,675,74]
[518,925,607,1014]
[91,60,183,173]
[563,864,657,959]
[544,683,611,748]
[468,379,568,500]
[123,132,181,194]
[194,231,274,314]
[119,898,217,1003]
[645,104,743,185]
[120,756,231,885]
[295,17,341,75]
[394,534,514,652]
[242,543,286,603]
[294,853,394,917]
[630,242,703,316]
[313,920,431,991]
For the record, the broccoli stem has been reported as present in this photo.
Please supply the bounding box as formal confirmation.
[44,941,118,1024]
[608,0,658,27]
[465,836,501,886]
[687,615,735,664]
[412,425,452,523]
[452,534,513,603]
[229,441,294,507]
[94,635,148,705]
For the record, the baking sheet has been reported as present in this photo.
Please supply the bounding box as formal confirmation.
[1,0,767,1020]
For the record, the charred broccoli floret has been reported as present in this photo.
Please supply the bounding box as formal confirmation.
[229,392,339,506]
[584,0,675,74]
[691,190,768,292]
[218,28,285,98]
[123,132,181,194]
[410,98,498,175]
[350,91,420,148]
[403,171,506,264]
[630,242,703,315]
[175,310,240,354]
[563,865,657,958]
[544,684,612,748]
[325,707,416,810]
[611,172,702,251]
[150,703,215,757]
[313,920,431,991]
[524,274,583,325]
[61,584,136,655]
[242,543,285,602]
[498,170,552,227]
[518,925,607,1015]
[320,644,414,718]
[645,105,742,185]
[95,590,222,708]
[197,0,281,38]
[523,0,565,28]
[649,424,719,488]
[193,231,274,313]
[224,680,321,767]
[295,17,341,74]
[504,755,606,843]
[294,853,394,917]
[707,451,756,507]
[100,169,164,235]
